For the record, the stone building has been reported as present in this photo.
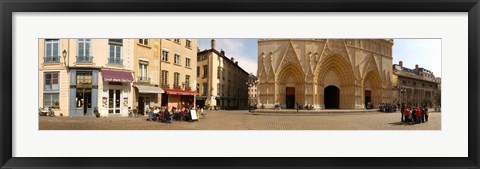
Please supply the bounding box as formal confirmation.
[257,39,394,109]
[391,61,440,108]
[132,39,164,115]
[247,73,259,107]
[39,39,135,117]
[196,39,249,110]
[159,39,198,110]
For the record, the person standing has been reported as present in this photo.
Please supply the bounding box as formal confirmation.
[415,107,422,123]
[411,107,416,123]
[402,107,408,123]
[401,105,405,122]
[425,106,429,121]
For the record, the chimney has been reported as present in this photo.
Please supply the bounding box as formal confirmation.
[221,49,225,56]
[415,64,419,69]
[211,39,216,49]
[231,57,235,62]
[235,61,238,65]
[399,61,403,67]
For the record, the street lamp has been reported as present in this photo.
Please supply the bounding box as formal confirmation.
[62,49,67,67]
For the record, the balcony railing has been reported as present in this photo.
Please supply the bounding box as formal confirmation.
[108,57,123,65]
[161,84,170,89]
[173,85,182,90]
[76,56,93,63]
[185,86,191,91]
[44,56,60,63]
[137,76,150,83]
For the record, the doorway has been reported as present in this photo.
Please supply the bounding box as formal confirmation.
[76,88,92,115]
[324,85,340,109]
[285,87,295,109]
[365,90,371,108]
[108,89,121,114]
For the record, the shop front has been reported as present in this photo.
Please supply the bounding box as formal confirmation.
[100,69,133,117]
[69,69,98,116]
[162,89,197,110]
[134,85,164,115]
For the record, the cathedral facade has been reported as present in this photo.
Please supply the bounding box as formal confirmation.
[257,39,394,109]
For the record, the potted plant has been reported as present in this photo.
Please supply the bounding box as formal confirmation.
[94,107,100,118]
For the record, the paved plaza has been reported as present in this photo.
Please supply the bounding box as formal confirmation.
[39,110,441,130]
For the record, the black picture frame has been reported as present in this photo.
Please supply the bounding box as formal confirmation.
[1,0,479,168]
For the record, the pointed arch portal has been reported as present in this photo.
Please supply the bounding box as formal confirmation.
[324,85,340,109]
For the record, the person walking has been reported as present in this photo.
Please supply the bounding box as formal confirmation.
[403,107,410,123]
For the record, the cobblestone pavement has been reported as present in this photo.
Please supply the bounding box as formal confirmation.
[39,110,441,130]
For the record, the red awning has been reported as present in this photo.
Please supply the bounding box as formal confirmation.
[163,89,198,96]
[101,70,133,83]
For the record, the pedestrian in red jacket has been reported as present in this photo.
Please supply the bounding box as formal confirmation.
[415,107,422,123]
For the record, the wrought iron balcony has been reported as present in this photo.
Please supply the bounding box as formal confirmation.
[76,56,93,63]
[108,57,123,65]
[137,76,150,83]
[173,85,182,90]
[185,86,192,91]
[44,56,60,63]
[161,83,170,89]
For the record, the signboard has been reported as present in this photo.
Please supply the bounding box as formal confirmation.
[190,110,198,120]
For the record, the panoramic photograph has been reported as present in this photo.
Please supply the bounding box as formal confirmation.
[38,38,441,130]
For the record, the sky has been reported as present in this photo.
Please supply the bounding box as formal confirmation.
[198,39,442,78]
[392,39,442,77]
[198,39,258,75]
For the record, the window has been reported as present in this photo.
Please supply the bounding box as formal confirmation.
[222,84,225,95]
[108,39,123,64]
[186,39,191,48]
[185,75,190,90]
[174,53,180,65]
[203,83,208,96]
[222,69,225,79]
[203,65,208,78]
[217,83,220,95]
[217,68,221,79]
[174,72,180,87]
[161,70,169,85]
[76,72,92,87]
[197,66,200,77]
[162,50,169,61]
[44,39,60,63]
[139,39,148,45]
[413,82,416,86]
[44,72,59,91]
[402,80,406,85]
[186,58,191,67]
[43,72,59,108]
[44,93,59,108]
[77,39,92,62]
[139,61,148,82]
[174,39,180,43]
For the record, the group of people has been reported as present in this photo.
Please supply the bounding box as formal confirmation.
[146,106,197,123]
[378,103,397,112]
[401,106,429,124]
